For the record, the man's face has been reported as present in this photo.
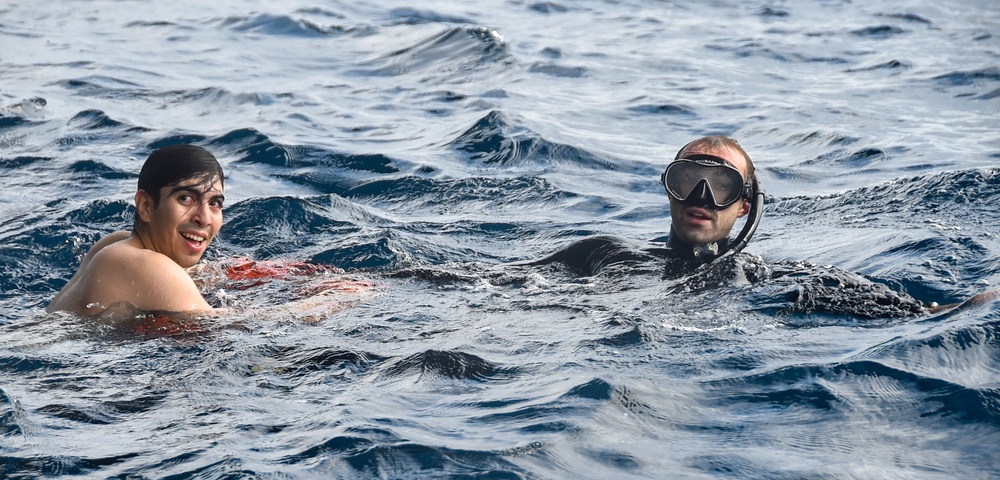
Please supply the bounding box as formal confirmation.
[668,146,750,246]
[137,175,225,268]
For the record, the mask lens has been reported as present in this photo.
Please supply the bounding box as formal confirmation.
[663,159,745,207]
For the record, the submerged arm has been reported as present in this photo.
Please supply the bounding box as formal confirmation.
[928,287,1000,313]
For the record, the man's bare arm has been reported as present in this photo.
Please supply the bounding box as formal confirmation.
[83,246,219,315]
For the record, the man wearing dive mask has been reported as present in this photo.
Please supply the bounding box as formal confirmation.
[524,135,762,275]
[660,136,758,260]
[525,135,999,315]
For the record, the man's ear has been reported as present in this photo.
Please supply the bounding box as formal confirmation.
[737,199,750,218]
[134,190,154,223]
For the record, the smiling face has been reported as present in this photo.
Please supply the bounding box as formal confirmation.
[668,145,750,246]
[135,174,225,268]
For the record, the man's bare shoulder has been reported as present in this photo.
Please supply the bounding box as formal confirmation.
[82,240,215,314]
[47,231,133,314]
[87,231,132,256]
[90,237,170,270]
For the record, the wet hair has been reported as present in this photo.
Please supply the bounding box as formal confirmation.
[133,144,223,229]
[137,144,223,205]
[675,135,756,185]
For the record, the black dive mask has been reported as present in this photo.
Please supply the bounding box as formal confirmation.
[661,154,750,210]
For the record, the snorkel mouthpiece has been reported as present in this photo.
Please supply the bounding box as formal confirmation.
[692,242,719,260]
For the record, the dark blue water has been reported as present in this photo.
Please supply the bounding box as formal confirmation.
[2,1,999,478]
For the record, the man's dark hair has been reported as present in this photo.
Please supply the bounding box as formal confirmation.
[133,144,223,231]
[137,144,224,206]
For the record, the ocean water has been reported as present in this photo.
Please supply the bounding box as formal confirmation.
[2,0,1000,478]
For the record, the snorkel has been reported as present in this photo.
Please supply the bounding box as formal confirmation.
[725,175,764,256]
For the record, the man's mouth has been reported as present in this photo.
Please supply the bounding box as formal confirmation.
[687,209,712,221]
[181,232,207,243]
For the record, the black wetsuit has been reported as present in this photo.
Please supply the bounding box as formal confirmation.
[527,233,928,318]
[526,230,724,278]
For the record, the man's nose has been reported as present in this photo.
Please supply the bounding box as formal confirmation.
[684,179,718,209]
[191,201,213,226]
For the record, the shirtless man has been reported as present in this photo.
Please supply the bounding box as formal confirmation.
[47,144,225,315]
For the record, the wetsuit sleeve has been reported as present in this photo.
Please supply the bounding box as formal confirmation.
[523,235,655,276]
